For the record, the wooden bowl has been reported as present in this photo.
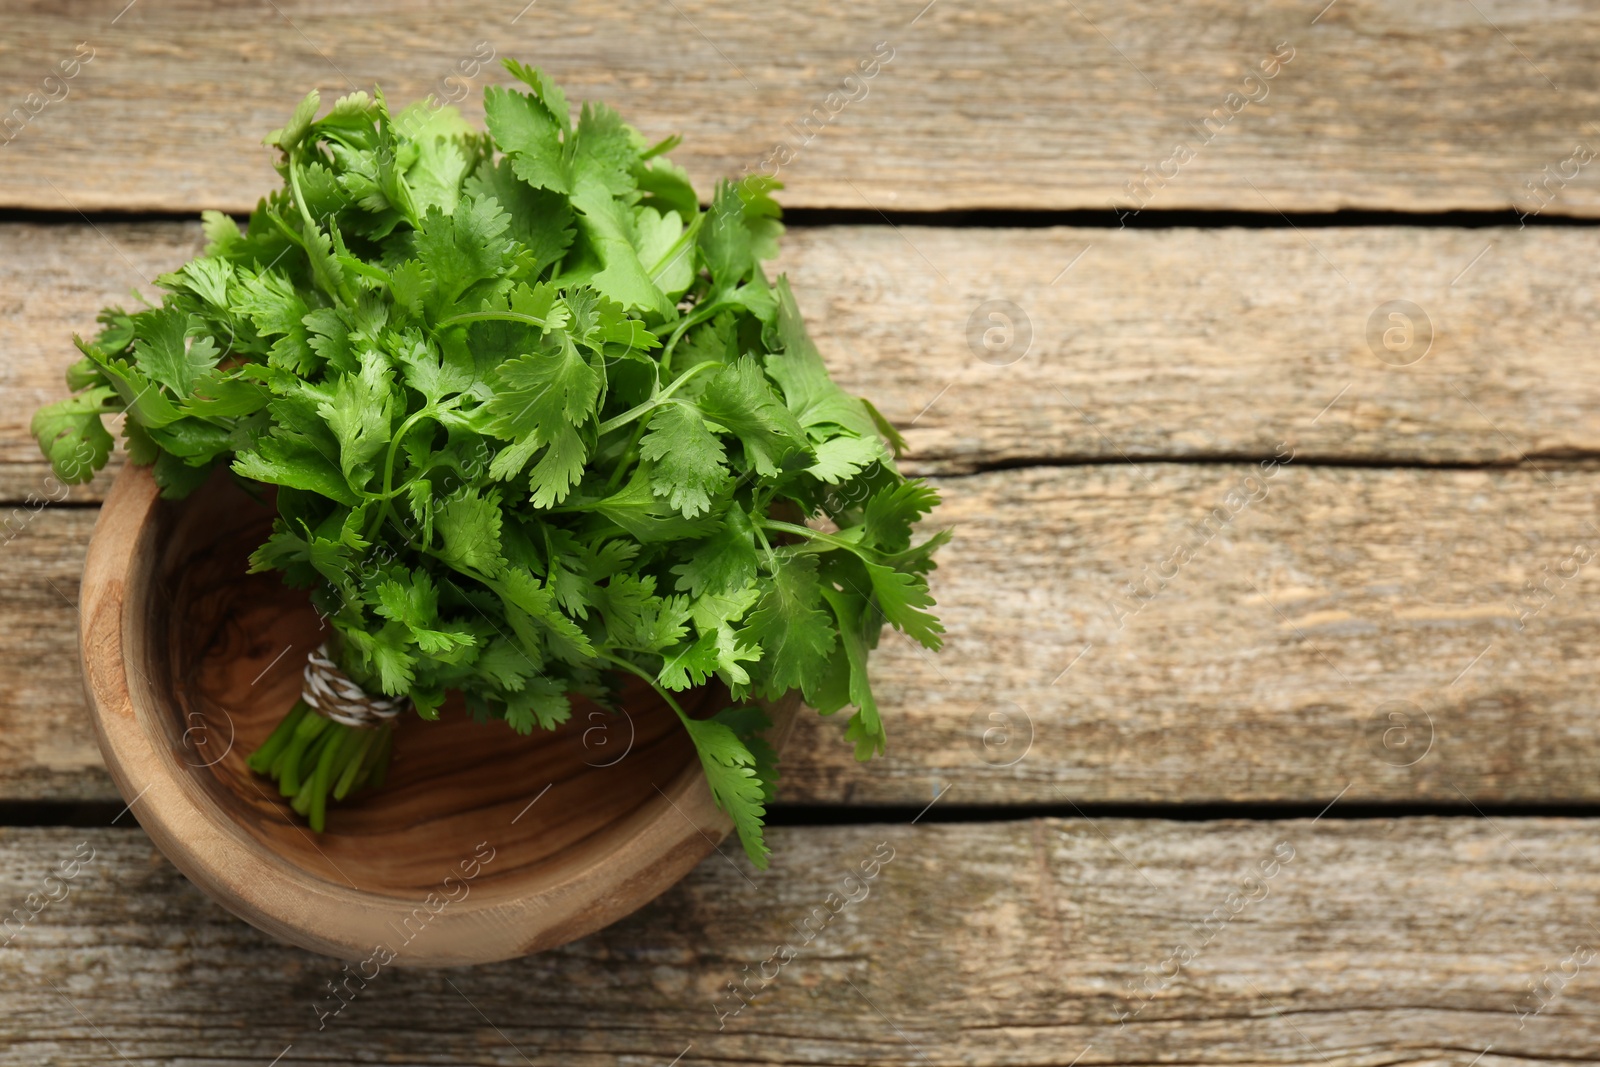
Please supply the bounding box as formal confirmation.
[79,464,799,965]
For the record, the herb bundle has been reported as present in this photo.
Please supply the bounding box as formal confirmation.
[32,62,947,866]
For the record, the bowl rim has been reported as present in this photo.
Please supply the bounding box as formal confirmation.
[80,462,798,965]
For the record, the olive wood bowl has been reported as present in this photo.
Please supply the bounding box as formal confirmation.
[79,463,798,965]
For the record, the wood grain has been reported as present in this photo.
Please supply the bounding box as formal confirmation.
[12,462,1600,806]
[8,221,1600,503]
[5,818,1600,1063]
[3,2,1600,214]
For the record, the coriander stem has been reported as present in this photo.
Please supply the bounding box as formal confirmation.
[595,361,719,437]
[756,517,866,555]
[751,521,780,573]
[659,299,735,375]
[644,212,705,288]
[365,406,437,541]
[435,309,550,330]
[594,652,692,727]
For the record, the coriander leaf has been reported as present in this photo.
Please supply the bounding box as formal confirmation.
[698,181,753,292]
[744,553,836,698]
[638,403,728,518]
[715,706,778,803]
[31,387,115,484]
[671,503,759,596]
[435,489,504,575]
[503,679,572,733]
[591,467,721,543]
[568,178,671,316]
[501,59,572,133]
[807,433,885,485]
[317,349,395,484]
[232,393,359,505]
[526,421,588,508]
[698,357,811,477]
[861,558,944,650]
[412,196,515,311]
[234,268,315,375]
[766,276,877,437]
[465,158,576,277]
[570,100,641,198]
[635,156,698,220]
[266,89,320,150]
[679,713,770,868]
[635,205,695,298]
[482,84,571,194]
[862,479,942,555]
[394,329,477,405]
[486,338,601,452]
[819,586,886,760]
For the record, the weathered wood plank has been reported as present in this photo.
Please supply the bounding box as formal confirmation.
[10,463,1600,805]
[8,221,1598,503]
[3,2,1599,214]
[4,819,1599,1063]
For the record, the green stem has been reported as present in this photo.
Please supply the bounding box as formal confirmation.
[435,309,551,331]
[757,518,872,556]
[286,152,353,305]
[595,652,692,728]
[644,212,705,289]
[595,362,720,437]
[334,727,381,801]
[277,710,330,797]
[365,406,438,541]
[751,521,780,574]
[247,700,309,774]
[658,301,734,375]
[367,726,394,790]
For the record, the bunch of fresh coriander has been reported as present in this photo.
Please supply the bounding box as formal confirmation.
[32,61,947,866]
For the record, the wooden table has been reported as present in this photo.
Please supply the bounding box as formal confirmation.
[5,1,1600,1062]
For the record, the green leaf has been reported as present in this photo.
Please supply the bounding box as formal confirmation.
[435,489,504,575]
[132,307,221,398]
[465,158,576,277]
[316,350,395,484]
[699,180,753,292]
[638,403,728,518]
[716,706,778,802]
[501,60,572,132]
[482,84,571,194]
[671,504,759,597]
[234,269,315,375]
[635,206,695,297]
[413,196,516,312]
[698,357,811,477]
[744,554,836,698]
[569,177,671,316]
[820,586,886,760]
[591,467,720,543]
[31,388,115,484]
[266,89,320,150]
[486,338,601,453]
[503,678,572,733]
[862,480,942,554]
[808,433,885,485]
[765,276,878,437]
[526,421,588,508]
[680,713,771,868]
[862,559,944,650]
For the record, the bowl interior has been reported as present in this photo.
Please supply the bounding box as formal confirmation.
[143,474,717,899]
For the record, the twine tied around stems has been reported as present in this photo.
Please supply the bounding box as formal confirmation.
[301,644,409,728]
